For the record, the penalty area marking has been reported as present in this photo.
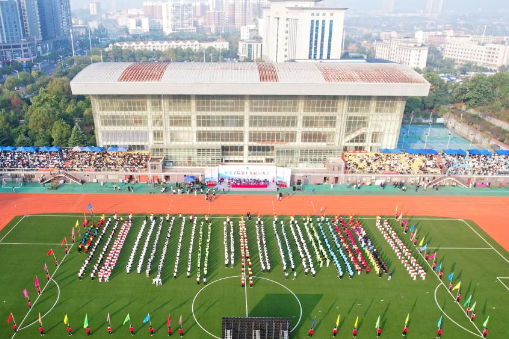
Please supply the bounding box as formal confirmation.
[459,219,509,264]
[496,277,509,292]
[0,215,26,244]
[433,284,482,338]
[192,275,302,339]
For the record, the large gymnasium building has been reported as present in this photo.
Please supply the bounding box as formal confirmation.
[70,62,429,182]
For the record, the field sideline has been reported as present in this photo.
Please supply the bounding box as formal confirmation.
[1,213,509,338]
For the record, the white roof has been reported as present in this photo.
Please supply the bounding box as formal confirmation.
[70,62,430,97]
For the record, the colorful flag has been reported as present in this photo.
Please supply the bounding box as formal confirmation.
[7,313,13,324]
[22,288,28,299]
[409,225,415,232]
[311,316,316,329]
[64,314,68,325]
[437,315,442,328]
[101,214,105,220]
[452,282,461,291]
[47,249,53,256]
[429,253,436,260]
[75,220,79,228]
[123,314,130,325]
[106,313,110,324]
[395,204,398,213]
[397,212,403,221]
[35,276,39,287]
[87,203,93,210]
[44,263,48,271]
[405,314,410,326]
[71,228,75,238]
[375,315,380,329]
[436,263,442,272]
[83,314,88,329]
[167,314,171,328]
[448,272,454,281]
[61,238,67,246]
[471,302,477,311]
[482,316,489,328]
[420,244,427,252]
[336,315,340,327]
[418,237,425,247]
[38,313,42,325]
[463,295,472,307]
[179,315,182,328]
[143,314,150,324]
[354,316,358,328]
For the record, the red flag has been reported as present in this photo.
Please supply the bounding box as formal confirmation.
[7,313,13,324]
[35,276,39,287]
[47,249,53,256]
[167,315,171,327]
[60,238,67,247]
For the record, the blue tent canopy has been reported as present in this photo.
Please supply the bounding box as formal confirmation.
[49,146,61,152]
[443,149,467,156]
[107,146,118,152]
[183,176,195,183]
[16,146,37,152]
[90,146,104,152]
[468,149,491,156]
[495,150,509,155]
[0,146,15,151]
[81,146,93,152]
[379,148,402,154]
[118,146,129,152]
[405,149,439,155]
[38,146,51,152]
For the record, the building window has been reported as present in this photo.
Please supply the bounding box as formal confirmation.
[301,131,335,143]
[168,115,192,127]
[249,115,297,127]
[249,131,296,143]
[347,96,371,113]
[196,95,245,112]
[302,116,337,128]
[153,131,164,144]
[345,116,368,133]
[197,115,244,127]
[196,131,244,142]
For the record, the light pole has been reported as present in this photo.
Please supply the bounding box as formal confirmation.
[469,133,474,148]
[210,54,213,62]
[407,111,414,136]
[447,132,452,149]
[424,133,429,149]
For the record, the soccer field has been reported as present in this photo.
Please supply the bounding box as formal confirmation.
[0,214,508,338]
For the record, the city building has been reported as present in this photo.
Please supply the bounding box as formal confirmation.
[143,1,164,19]
[240,24,256,40]
[0,0,38,60]
[70,62,429,172]
[426,0,443,16]
[444,37,509,70]
[37,0,72,53]
[204,10,226,34]
[238,39,262,60]
[375,37,429,69]
[19,0,42,41]
[382,0,395,13]
[111,39,229,52]
[0,0,24,43]
[261,0,346,62]
[89,1,101,18]
[162,0,196,34]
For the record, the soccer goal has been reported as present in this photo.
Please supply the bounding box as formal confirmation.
[2,177,23,188]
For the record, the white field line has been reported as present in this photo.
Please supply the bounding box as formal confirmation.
[496,277,509,292]
[427,247,492,250]
[0,243,64,246]
[271,200,275,215]
[12,242,75,338]
[0,215,26,243]
[310,201,316,214]
[459,219,509,264]
[244,278,249,317]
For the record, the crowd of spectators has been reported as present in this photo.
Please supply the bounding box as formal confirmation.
[0,150,149,172]
[221,178,271,186]
[344,153,442,175]
[442,154,509,176]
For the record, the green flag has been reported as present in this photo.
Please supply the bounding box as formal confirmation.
[375,315,380,329]
[83,314,88,329]
[123,313,130,325]
[482,316,489,328]
[463,295,472,307]
[471,302,477,312]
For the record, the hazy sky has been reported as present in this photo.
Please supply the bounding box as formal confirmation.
[70,0,509,12]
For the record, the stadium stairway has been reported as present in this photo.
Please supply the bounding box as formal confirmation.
[40,172,83,185]
[425,176,468,189]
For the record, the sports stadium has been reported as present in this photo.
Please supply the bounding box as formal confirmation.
[1,61,509,339]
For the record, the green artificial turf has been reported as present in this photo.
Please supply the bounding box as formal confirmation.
[0,214,508,338]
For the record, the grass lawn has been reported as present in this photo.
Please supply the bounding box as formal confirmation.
[0,214,508,338]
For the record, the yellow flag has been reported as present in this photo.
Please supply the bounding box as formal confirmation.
[75,220,79,228]
[405,313,409,326]
[38,313,42,325]
[418,237,425,247]
[354,316,358,328]
[452,281,461,291]
[397,212,403,221]
[101,214,105,220]
[64,314,68,325]
[336,315,340,327]
[395,204,398,213]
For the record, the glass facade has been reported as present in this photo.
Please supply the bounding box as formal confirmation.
[91,95,406,168]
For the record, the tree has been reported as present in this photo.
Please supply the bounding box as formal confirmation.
[14,133,32,146]
[68,124,87,147]
[51,120,72,146]
[0,111,12,145]
[28,106,56,146]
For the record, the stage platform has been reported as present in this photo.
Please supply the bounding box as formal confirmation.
[217,182,278,192]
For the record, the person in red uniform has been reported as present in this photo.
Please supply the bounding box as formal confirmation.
[37,286,41,295]
[179,327,184,337]
[352,327,358,338]
[483,328,488,338]
[471,312,476,322]
[332,326,338,337]
[456,293,461,303]
[436,328,442,338]
[448,282,453,291]
[107,325,112,335]
[149,325,154,336]
[466,306,471,315]
[27,299,32,309]
[46,272,50,281]
[402,326,408,336]
[13,323,17,332]
[130,325,135,336]
[39,325,45,336]
[308,327,314,337]
[438,271,443,279]
[85,327,91,336]
[54,259,58,266]
[168,326,172,336]
[377,327,382,337]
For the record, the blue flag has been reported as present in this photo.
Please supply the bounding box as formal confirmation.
[435,263,442,272]
[410,225,415,232]
[437,315,442,328]
[448,272,454,281]
[311,316,316,329]
[143,313,150,324]
[87,204,93,210]
[420,244,427,252]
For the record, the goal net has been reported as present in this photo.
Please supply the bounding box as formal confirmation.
[2,178,23,188]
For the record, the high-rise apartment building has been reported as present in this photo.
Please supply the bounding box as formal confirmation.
[426,0,443,16]
[444,37,509,70]
[375,37,429,69]
[0,0,24,43]
[162,0,195,34]
[261,0,345,62]
[143,1,164,19]
[382,0,395,13]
